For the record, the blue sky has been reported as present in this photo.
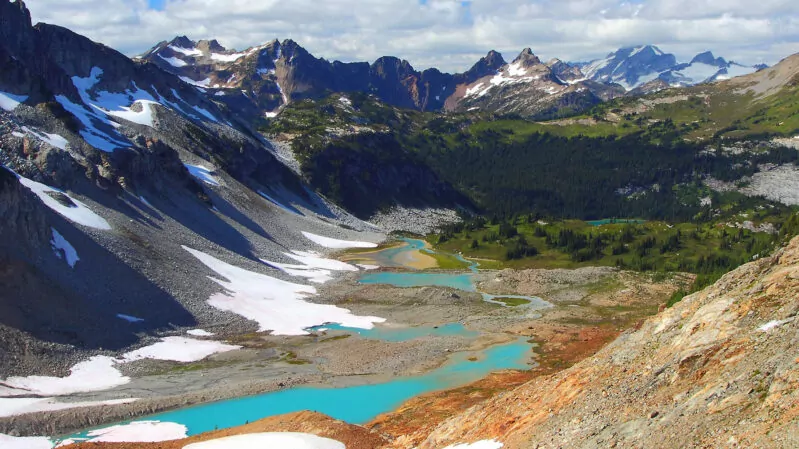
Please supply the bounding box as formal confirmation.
[147,0,165,11]
[24,0,799,72]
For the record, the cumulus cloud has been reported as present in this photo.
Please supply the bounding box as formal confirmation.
[24,0,799,71]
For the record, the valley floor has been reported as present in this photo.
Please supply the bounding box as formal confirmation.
[1,255,687,446]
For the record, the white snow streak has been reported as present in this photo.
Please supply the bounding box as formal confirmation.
[184,164,220,186]
[158,55,187,68]
[301,231,377,249]
[51,228,79,268]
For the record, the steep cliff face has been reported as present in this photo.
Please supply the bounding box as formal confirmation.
[415,236,799,448]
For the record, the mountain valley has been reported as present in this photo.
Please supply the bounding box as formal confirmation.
[0,0,798,447]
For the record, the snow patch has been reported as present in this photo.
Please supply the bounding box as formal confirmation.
[183,433,345,449]
[183,246,385,335]
[0,90,27,111]
[301,231,377,249]
[168,45,203,57]
[20,126,69,150]
[357,264,380,270]
[51,228,79,268]
[258,190,299,215]
[187,329,214,337]
[210,52,246,62]
[184,164,220,186]
[192,105,219,123]
[83,421,187,443]
[0,356,128,396]
[262,250,357,284]
[264,111,278,118]
[106,100,158,127]
[17,175,111,230]
[121,337,240,363]
[179,76,212,88]
[158,55,187,68]
[0,433,52,449]
[507,62,528,77]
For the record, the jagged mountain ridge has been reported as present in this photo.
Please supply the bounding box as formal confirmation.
[578,45,766,91]
[143,37,766,120]
[142,35,507,120]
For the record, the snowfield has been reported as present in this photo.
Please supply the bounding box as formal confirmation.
[50,228,79,268]
[121,337,240,363]
[17,175,112,230]
[0,434,52,449]
[81,421,188,443]
[184,246,385,335]
[159,54,188,68]
[183,432,346,449]
[187,329,215,337]
[0,356,128,396]
[0,90,27,111]
[301,231,377,249]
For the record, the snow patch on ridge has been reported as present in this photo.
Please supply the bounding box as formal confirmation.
[17,175,111,230]
[158,55,187,68]
[168,45,203,57]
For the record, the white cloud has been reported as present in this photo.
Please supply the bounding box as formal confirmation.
[24,0,799,71]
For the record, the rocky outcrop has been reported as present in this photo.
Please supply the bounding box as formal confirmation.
[416,235,799,448]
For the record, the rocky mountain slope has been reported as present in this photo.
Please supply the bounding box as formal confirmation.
[0,0,385,376]
[412,235,799,448]
[445,48,624,118]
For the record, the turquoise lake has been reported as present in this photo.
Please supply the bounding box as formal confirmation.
[307,322,479,342]
[68,338,533,439]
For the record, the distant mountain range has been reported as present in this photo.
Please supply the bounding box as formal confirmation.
[140,38,766,120]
